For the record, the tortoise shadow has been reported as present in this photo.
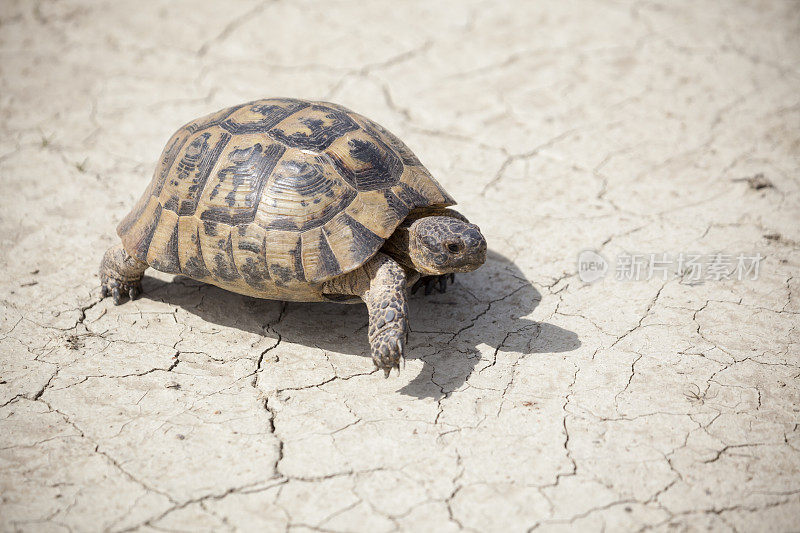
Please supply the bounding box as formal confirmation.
[142,249,580,399]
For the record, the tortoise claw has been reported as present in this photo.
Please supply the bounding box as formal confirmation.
[371,328,404,377]
[101,276,143,305]
[411,278,423,295]
[425,278,434,295]
[128,281,142,300]
[412,275,455,296]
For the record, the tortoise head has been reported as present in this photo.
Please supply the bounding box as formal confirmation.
[408,215,487,275]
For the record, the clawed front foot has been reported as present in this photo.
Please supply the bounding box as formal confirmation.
[370,327,406,378]
[411,274,455,295]
[100,274,142,305]
[359,253,410,378]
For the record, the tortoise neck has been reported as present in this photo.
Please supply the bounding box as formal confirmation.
[381,224,415,271]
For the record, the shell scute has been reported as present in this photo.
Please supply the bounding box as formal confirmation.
[268,104,360,152]
[198,141,285,226]
[300,226,342,282]
[178,218,211,281]
[325,130,403,192]
[257,151,357,233]
[220,99,309,135]
[146,209,180,273]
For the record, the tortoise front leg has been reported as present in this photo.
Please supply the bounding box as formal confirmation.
[363,254,409,377]
[99,243,148,305]
[323,252,409,376]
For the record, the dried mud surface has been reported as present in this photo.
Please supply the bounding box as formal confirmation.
[1,1,799,531]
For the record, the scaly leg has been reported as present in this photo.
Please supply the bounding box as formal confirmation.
[99,243,148,305]
[364,254,409,377]
[323,252,409,376]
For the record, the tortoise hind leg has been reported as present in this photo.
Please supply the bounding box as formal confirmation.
[99,243,148,305]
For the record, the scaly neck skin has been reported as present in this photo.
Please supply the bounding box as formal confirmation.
[381,220,416,272]
[381,207,469,273]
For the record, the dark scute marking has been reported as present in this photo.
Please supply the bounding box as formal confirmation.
[202,143,285,225]
[260,233,271,281]
[270,264,294,286]
[137,204,163,260]
[237,233,271,290]
[177,132,231,216]
[164,196,180,212]
[203,220,218,236]
[200,208,232,225]
[210,234,240,282]
[271,160,331,196]
[363,120,421,166]
[269,106,359,151]
[188,104,245,133]
[236,230,270,291]
[153,135,189,197]
[182,226,211,279]
[291,235,305,282]
[265,218,299,231]
[396,182,431,209]
[326,214,384,262]
[383,190,409,220]
[220,144,261,206]
[171,132,209,191]
[266,160,357,231]
[350,139,403,188]
[237,240,261,254]
[315,232,341,279]
[150,222,181,274]
[329,138,403,191]
[221,100,309,134]
[184,256,209,279]
[240,257,267,291]
[212,254,238,282]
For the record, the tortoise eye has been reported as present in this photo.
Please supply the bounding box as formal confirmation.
[446,242,461,253]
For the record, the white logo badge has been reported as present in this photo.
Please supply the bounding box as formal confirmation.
[577,250,608,283]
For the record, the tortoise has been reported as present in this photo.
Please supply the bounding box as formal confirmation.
[100,98,487,376]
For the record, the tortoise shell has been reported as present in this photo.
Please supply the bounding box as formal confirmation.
[117,98,455,301]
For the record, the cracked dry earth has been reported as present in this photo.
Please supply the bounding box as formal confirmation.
[1,1,799,532]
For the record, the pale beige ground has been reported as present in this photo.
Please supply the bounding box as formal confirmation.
[1,1,799,531]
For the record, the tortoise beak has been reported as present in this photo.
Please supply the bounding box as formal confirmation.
[461,225,487,270]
